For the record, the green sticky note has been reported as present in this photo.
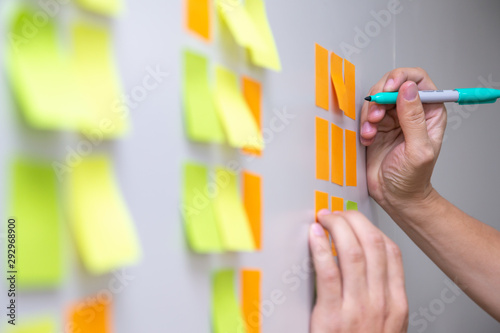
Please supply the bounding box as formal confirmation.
[11,159,62,289]
[346,201,358,211]
[213,168,255,251]
[183,50,225,143]
[182,162,224,253]
[212,270,245,333]
[75,0,122,16]
[214,66,263,150]
[6,318,55,333]
[69,155,141,275]
[6,8,86,131]
[71,22,129,139]
[245,0,282,71]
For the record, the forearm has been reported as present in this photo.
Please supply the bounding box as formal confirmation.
[383,189,500,321]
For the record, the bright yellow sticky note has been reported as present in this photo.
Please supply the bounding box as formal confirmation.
[186,0,211,41]
[331,51,356,120]
[182,162,224,253]
[316,117,329,181]
[183,50,225,143]
[331,123,344,186]
[69,297,110,333]
[11,159,62,289]
[345,129,357,187]
[214,66,263,150]
[245,0,282,71]
[242,269,262,333]
[6,318,55,333]
[241,76,263,156]
[212,270,245,333]
[315,44,329,111]
[242,171,262,250]
[76,0,122,16]
[213,168,256,251]
[71,22,129,139]
[69,155,141,275]
[6,8,85,131]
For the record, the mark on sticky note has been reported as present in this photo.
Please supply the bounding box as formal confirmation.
[331,51,356,119]
[242,76,263,156]
[186,0,211,41]
[75,0,122,16]
[212,269,245,333]
[242,171,262,250]
[315,117,329,181]
[345,129,357,187]
[346,201,358,211]
[242,269,262,333]
[331,123,344,186]
[69,297,110,333]
[182,162,224,253]
[315,44,329,110]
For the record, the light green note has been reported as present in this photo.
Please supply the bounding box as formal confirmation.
[346,201,358,211]
[212,269,245,333]
[6,317,55,333]
[76,0,122,16]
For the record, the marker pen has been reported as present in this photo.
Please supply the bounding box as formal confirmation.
[365,88,500,105]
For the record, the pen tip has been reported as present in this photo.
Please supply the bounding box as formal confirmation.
[364,96,371,101]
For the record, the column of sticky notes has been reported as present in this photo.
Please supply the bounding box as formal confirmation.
[183,1,281,332]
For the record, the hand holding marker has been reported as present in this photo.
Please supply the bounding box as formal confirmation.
[365,88,500,105]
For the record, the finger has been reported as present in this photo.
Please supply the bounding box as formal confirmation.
[318,213,367,301]
[309,222,342,308]
[361,73,390,144]
[383,67,437,92]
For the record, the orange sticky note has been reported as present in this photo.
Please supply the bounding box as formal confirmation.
[242,76,262,156]
[315,117,329,181]
[69,298,110,333]
[186,0,211,41]
[345,129,357,187]
[331,196,344,212]
[331,123,343,186]
[242,171,262,250]
[241,269,261,333]
[330,51,356,120]
[315,44,329,111]
[315,190,328,222]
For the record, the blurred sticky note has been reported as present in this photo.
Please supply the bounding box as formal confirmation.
[69,297,110,332]
[6,8,84,131]
[315,44,329,111]
[316,117,329,181]
[72,22,129,139]
[331,196,344,212]
[242,269,262,333]
[6,318,55,333]
[242,171,262,250]
[212,270,245,333]
[186,0,211,41]
[315,190,328,222]
[183,50,225,143]
[345,129,357,187]
[242,76,262,156]
[346,201,358,211]
[331,51,356,119]
[214,66,263,150]
[69,155,141,275]
[245,0,281,71]
[76,0,122,16]
[182,162,224,253]
[331,123,344,186]
[213,168,255,251]
[11,159,62,289]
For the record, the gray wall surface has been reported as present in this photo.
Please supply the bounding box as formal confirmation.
[1,0,500,332]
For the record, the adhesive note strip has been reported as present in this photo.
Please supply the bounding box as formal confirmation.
[183,50,225,143]
[346,201,358,211]
[345,129,357,187]
[186,0,211,41]
[69,297,110,333]
[331,123,344,186]
[183,162,224,253]
[331,51,356,120]
[212,270,245,333]
[242,76,263,156]
[76,0,122,16]
[316,117,329,181]
[242,171,262,250]
[315,44,329,110]
[69,155,141,275]
[242,269,262,333]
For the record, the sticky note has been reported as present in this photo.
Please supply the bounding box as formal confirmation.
[214,66,263,150]
[242,76,263,156]
[183,50,225,143]
[331,51,356,119]
[316,117,329,181]
[69,155,141,275]
[186,0,211,41]
[315,44,329,111]
[346,201,358,211]
[242,269,262,333]
[212,270,245,333]
[315,190,328,222]
[69,297,110,332]
[242,171,262,250]
[6,318,55,333]
[331,123,344,186]
[76,0,122,16]
[331,196,344,212]
[11,159,62,289]
[245,0,282,71]
[71,22,129,139]
[182,162,224,253]
[213,168,256,251]
[6,8,85,131]
[345,129,357,187]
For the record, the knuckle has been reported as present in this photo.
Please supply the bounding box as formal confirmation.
[346,247,365,264]
[387,242,402,260]
[414,144,435,166]
[319,266,340,285]
[367,231,385,249]
[414,66,427,76]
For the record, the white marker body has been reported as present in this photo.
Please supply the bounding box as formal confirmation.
[419,90,459,103]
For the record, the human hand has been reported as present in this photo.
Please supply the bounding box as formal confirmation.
[309,210,408,333]
[359,68,447,212]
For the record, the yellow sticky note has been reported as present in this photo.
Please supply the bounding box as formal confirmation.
[6,318,55,333]
[241,269,262,333]
[11,159,62,289]
[245,0,282,71]
[331,123,344,186]
[213,168,256,251]
[76,0,122,16]
[6,8,85,131]
[183,50,225,143]
[345,129,357,187]
[69,297,110,333]
[214,66,263,150]
[182,162,224,253]
[69,155,141,275]
[316,117,329,181]
[186,0,211,41]
[212,270,245,333]
[71,22,129,139]
[331,51,356,120]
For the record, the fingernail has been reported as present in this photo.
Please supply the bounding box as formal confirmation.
[317,209,330,217]
[384,79,395,91]
[361,122,373,135]
[404,82,418,101]
[312,223,324,236]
